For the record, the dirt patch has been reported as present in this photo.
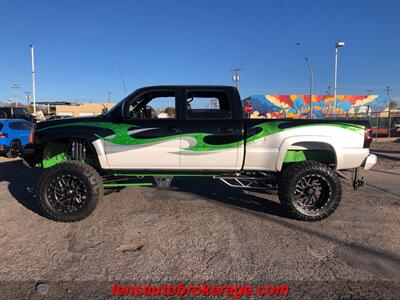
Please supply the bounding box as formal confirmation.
[370,141,400,170]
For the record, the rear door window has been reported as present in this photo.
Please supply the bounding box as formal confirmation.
[186,91,232,120]
[9,122,31,130]
[21,122,33,130]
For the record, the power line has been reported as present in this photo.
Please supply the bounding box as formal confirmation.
[246,0,316,76]
[302,0,354,42]
[251,0,354,77]
[237,0,288,67]
[236,0,315,72]
[384,86,392,96]
[114,61,128,95]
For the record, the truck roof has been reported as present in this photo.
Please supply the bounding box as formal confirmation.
[131,85,238,94]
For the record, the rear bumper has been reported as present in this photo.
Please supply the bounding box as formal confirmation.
[362,154,377,170]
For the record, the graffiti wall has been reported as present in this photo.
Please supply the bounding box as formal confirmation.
[244,95,390,119]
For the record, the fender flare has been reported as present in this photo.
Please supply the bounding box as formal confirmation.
[41,136,109,169]
[275,135,341,171]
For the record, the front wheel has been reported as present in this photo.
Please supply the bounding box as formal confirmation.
[37,161,103,222]
[278,161,342,222]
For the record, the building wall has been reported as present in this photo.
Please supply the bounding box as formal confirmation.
[244,95,390,119]
[55,103,115,117]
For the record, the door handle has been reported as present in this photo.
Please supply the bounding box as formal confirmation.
[219,127,239,133]
[167,127,180,133]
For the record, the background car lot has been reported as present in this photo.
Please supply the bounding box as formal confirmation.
[0,119,33,158]
[0,142,399,298]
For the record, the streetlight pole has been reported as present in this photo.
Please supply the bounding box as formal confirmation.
[333,41,345,118]
[297,42,313,119]
[29,44,37,114]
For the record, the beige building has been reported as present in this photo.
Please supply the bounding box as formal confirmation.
[55,103,115,117]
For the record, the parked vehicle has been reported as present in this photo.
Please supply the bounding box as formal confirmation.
[23,85,376,222]
[0,107,34,122]
[47,115,72,121]
[0,119,33,158]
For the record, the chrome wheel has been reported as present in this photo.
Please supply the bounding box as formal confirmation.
[294,174,332,211]
[47,174,88,213]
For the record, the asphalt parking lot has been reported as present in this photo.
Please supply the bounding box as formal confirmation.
[1,150,400,298]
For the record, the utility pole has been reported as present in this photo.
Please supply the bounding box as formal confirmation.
[12,84,20,107]
[384,85,393,138]
[25,92,32,106]
[29,44,37,114]
[366,89,374,95]
[384,86,393,97]
[296,42,313,119]
[231,68,243,90]
[326,86,331,95]
[108,91,112,104]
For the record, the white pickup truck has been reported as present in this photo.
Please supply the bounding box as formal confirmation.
[23,85,377,222]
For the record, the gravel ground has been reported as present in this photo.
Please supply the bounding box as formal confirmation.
[0,157,400,299]
[370,140,400,169]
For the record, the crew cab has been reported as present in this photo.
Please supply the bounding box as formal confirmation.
[23,85,377,222]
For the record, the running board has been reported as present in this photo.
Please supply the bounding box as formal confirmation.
[215,173,277,190]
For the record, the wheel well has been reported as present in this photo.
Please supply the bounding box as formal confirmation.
[282,142,336,167]
[11,139,21,145]
[41,138,101,171]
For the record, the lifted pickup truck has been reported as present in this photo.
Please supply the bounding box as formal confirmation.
[23,85,376,222]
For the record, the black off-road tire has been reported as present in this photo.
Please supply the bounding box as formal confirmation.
[37,161,103,222]
[6,140,21,158]
[278,160,342,222]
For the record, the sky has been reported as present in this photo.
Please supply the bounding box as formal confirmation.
[0,0,399,104]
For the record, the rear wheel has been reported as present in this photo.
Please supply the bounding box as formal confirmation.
[278,161,341,221]
[37,161,103,222]
[6,140,21,158]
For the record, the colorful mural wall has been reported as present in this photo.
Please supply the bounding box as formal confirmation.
[244,95,390,119]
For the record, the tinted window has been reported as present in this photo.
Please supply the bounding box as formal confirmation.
[22,122,33,130]
[13,108,28,115]
[128,91,176,119]
[0,108,10,118]
[0,124,3,130]
[9,122,32,130]
[186,91,232,119]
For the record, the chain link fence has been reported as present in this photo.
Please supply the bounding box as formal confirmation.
[323,111,400,138]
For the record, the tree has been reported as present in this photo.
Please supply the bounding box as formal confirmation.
[389,99,398,110]
[164,107,176,118]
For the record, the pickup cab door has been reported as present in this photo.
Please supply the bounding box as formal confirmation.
[104,88,181,170]
[179,88,244,170]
